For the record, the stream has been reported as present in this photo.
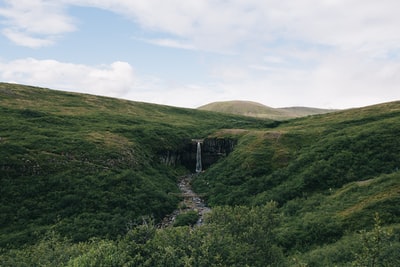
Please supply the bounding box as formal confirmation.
[159,174,211,228]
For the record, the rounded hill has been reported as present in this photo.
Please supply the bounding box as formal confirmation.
[198,100,336,120]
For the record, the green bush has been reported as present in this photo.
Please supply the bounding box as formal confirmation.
[173,211,199,227]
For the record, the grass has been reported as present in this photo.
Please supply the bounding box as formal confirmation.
[0,82,276,247]
[193,98,400,258]
[1,82,399,265]
[198,100,337,120]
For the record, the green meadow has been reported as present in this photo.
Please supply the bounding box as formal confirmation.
[1,83,399,266]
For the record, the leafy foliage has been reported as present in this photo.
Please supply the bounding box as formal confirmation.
[1,83,399,265]
[194,103,400,207]
[173,211,199,227]
[0,83,275,247]
[352,213,399,267]
[2,203,286,266]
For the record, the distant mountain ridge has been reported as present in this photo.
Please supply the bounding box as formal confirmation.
[198,100,337,120]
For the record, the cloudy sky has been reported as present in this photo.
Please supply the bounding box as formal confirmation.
[1,0,399,109]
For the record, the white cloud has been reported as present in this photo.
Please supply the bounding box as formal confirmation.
[75,0,400,54]
[124,82,221,108]
[0,0,76,47]
[275,1,400,54]
[206,51,400,109]
[136,37,196,50]
[0,1,399,109]
[2,28,54,48]
[211,65,250,81]
[308,51,400,107]
[0,58,214,108]
[2,0,399,55]
[1,54,399,110]
[263,56,285,64]
[0,58,136,97]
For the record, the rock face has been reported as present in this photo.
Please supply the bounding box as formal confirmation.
[159,138,237,172]
[201,138,236,170]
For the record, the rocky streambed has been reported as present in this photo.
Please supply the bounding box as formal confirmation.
[159,174,210,228]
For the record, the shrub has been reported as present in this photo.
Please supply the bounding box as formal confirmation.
[173,211,199,227]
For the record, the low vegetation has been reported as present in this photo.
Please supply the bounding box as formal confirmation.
[1,83,399,266]
[173,211,199,227]
[0,83,274,247]
[198,100,336,120]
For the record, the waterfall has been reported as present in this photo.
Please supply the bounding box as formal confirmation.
[195,141,202,173]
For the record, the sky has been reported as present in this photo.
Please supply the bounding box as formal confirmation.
[0,0,400,109]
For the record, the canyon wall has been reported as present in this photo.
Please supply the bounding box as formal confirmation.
[159,138,237,172]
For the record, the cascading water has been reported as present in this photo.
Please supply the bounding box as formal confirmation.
[159,140,211,228]
[195,141,202,173]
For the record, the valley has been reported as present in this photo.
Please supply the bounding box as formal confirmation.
[0,83,399,266]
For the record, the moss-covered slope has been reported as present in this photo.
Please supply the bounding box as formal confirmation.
[0,83,274,247]
[1,83,399,266]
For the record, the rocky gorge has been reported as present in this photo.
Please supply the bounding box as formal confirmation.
[159,137,236,172]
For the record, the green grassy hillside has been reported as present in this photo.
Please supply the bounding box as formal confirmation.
[1,83,399,266]
[193,101,400,265]
[195,102,400,205]
[278,106,338,117]
[198,100,336,120]
[0,83,274,247]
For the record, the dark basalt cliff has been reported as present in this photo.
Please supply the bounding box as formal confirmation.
[159,138,236,172]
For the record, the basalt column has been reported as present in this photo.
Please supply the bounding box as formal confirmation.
[159,138,237,172]
[182,138,236,172]
[201,138,236,169]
